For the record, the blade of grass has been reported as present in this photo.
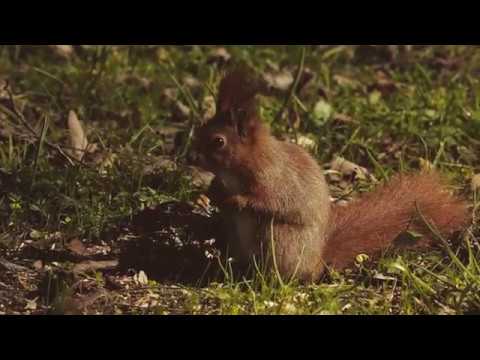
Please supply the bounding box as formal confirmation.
[274,46,306,126]
[31,115,49,188]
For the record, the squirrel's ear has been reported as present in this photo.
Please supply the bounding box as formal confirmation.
[217,66,260,115]
[217,67,262,136]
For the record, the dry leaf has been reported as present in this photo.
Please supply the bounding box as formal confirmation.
[68,110,89,161]
[196,194,211,213]
[419,158,434,172]
[295,136,317,152]
[0,78,7,98]
[156,48,170,62]
[207,47,231,65]
[161,88,178,103]
[201,95,216,122]
[64,290,107,315]
[263,70,294,92]
[50,45,74,59]
[33,260,44,271]
[330,156,370,181]
[24,298,38,311]
[135,271,149,286]
[471,174,480,192]
[183,75,201,89]
[66,239,87,256]
[187,166,215,189]
[174,100,191,119]
[333,75,360,89]
[0,258,29,272]
[93,152,117,171]
[72,260,119,275]
[332,113,357,125]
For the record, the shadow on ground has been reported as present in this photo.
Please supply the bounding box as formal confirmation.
[116,202,230,286]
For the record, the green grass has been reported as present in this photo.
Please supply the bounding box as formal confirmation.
[1,45,480,315]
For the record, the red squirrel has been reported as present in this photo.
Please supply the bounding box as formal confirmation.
[191,68,470,283]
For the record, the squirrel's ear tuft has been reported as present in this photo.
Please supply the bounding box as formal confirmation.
[217,66,261,114]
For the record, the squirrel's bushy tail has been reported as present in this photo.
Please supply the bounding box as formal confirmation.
[324,172,470,269]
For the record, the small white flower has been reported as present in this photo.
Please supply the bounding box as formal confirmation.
[264,301,277,308]
[204,238,216,246]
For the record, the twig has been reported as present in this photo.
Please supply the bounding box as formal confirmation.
[162,65,200,158]
[414,202,478,283]
[274,46,306,126]
[0,83,83,167]
[31,114,49,188]
[0,257,30,272]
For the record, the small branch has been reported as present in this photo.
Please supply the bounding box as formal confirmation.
[274,46,306,126]
[0,83,85,167]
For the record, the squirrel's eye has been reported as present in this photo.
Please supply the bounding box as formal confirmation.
[211,136,226,150]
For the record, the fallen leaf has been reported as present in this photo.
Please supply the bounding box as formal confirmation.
[135,271,149,286]
[161,88,178,103]
[471,174,480,192]
[207,48,231,66]
[72,260,119,275]
[187,166,215,189]
[263,70,294,92]
[173,100,191,119]
[201,95,216,122]
[64,290,108,315]
[66,239,87,256]
[333,74,360,89]
[330,156,370,181]
[419,158,434,172]
[24,298,38,311]
[332,113,357,125]
[49,45,74,59]
[68,110,89,161]
[95,152,117,171]
[183,75,201,89]
[0,258,29,272]
[295,135,317,152]
[373,273,397,281]
[156,48,170,62]
[33,260,44,271]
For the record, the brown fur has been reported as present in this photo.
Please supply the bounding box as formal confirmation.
[191,68,470,283]
[325,172,470,269]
